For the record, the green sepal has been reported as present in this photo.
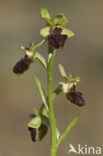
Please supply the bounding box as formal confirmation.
[59,73,80,93]
[59,64,67,79]
[35,76,49,111]
[67,75,80,86]
[40,26,50,38]
[39,104,49,126]
[67,74,80,91]
[46,18,54,26]
[53,13,68,26]
[40,8,50,19]
[32,107,39,115]
[39,104,49,118]
[28,115,41,129]
[37,123,48,141]
[61,27,74,38]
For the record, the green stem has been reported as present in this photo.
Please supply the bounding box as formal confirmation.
[47,47,57,156]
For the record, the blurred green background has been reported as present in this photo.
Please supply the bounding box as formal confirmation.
[0,0,103,156]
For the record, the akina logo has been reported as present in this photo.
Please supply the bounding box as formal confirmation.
[68,144,102,155]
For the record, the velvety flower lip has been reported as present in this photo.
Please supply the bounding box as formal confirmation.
[66,85,85,107]
[48,27,68,49]
[28,123,48,143]
[13,54,31,74]
[28,127,36,142]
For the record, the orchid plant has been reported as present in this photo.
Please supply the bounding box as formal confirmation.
[13,8,85,156]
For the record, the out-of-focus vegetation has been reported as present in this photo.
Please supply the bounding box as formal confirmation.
[0,0,103,156]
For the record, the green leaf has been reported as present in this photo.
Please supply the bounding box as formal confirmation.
[62,27,74,38]
[59,64,67,78]
[57,113,80,146]
[40,26,50,37]
[28,116,41,128]
[53,13,68,26]
[35,52,47,69]
[40,8,50,19]
[35,76,49,111]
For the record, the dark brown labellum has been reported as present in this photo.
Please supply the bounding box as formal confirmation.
[13,55,31,74]
[48,27,67,49]
[66,85,85,107]
[28,127,36,142]
[48,34,67,49]
[28,123,48,143]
